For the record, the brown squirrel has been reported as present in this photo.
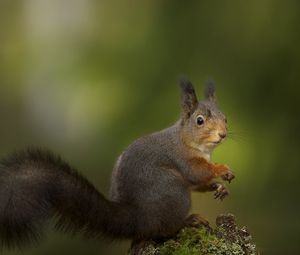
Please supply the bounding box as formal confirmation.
[0,78,234,250]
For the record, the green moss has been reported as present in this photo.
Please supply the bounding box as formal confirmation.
[158,227,245,255]
[129,214,258,255]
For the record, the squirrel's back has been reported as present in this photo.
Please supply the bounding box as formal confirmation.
[110,124,181,200]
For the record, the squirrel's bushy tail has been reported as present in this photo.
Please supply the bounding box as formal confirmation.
[0,148,136,248]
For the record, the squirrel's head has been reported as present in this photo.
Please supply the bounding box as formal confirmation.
[179,78,227,153]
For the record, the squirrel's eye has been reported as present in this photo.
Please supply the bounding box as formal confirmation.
[196,115,204,126]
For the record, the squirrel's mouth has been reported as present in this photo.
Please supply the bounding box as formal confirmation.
[211,139,222,145]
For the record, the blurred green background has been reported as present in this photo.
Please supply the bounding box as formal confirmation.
[1,0,299,254]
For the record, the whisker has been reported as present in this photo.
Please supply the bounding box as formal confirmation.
[226,128,252,144]
[226,135,247,144]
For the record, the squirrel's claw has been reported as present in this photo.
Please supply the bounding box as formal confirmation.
[214,184,229,201]
[221,170,235,183]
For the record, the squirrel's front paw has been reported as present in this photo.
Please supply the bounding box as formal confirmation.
[214,183,229,201]
[221,168,235,183]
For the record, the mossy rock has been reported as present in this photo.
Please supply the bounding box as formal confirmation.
[129,214,258,255]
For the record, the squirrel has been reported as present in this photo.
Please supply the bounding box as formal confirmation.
[0,78,234,250]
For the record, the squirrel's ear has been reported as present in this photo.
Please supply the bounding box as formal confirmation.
[180,78,198,119]
[204,80,216,102]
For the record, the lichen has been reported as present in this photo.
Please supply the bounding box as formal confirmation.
[129,214,258,255]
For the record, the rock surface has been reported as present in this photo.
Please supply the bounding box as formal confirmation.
[129,214,258,255]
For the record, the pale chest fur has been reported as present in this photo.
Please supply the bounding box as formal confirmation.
[189,141,213,162]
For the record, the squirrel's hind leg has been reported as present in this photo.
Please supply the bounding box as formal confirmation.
[184,214,212,231]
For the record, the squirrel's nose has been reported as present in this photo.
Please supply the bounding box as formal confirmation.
[219,133,227,139]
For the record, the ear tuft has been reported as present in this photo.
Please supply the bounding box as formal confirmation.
[180,78,195,96]
[204,79,216,101]
[179,77,198,118]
